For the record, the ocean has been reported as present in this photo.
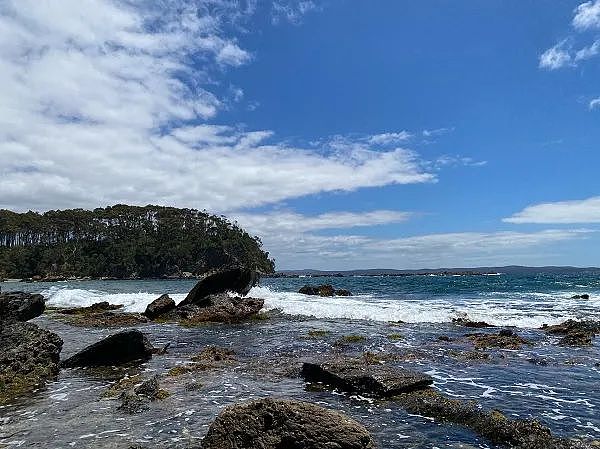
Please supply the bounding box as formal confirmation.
[1,271,599,448]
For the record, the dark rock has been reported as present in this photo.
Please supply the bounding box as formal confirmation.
[58,301,123,315]
[571,294,590,299]
[0,291,45,322]
[301,358,433,397]
[61,329,153,367]
[467,331,532,350]
[542,319,600,347]
[191,345,236,362]
[0,321,63,403]
[202,398,376,449]
[118,375,168,414]
[298,284,352,297]
[178,267,258,307]
[143,294,175,320]
[174,294,264,324]
[55,311,148,328]
[438,335,452,342]
[395,389,587,449]
[452,317,494,328]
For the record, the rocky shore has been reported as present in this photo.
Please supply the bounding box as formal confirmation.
[1,269,599,448]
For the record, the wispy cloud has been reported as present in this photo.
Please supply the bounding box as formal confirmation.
[367,131,413,145]
[590,97,600,109]
[0,0,441,213]
[234,210,412,234]
[272,0,320,25]
[504,196,600,224]
[237,210,591,268]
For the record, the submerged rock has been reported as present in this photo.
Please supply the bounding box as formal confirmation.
[143,294,175,320]
[178,267,258,307]
[202,398,376,449]
[301,358,433,397]
[175,293,264,324]
[0,291,45,322]
[395,389,589,449]
[571,294,590,300]
[118,375,169,414]
[452,316,494,328]
[0,321,63,403]
[61,329,153,367]
[467,329,532,350]
[298,284,352,297]
[57,301,123,315]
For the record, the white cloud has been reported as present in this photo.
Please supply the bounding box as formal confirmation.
[238,211,590,268]
[504,196,600,224]
[422,127,454,138]
[590,97,600,109]
[573,0,600,30]
[272,1,319,24]
[539,41,572,70]
[575,39,600,60]
[367,131,412,145]
[0,0,437,213]
[234,210,412,234]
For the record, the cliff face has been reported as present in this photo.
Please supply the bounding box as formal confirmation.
[0,205,274,279]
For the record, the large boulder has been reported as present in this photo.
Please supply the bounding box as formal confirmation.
[301,358,433,398]
[298,284,352,297]
[144,294,175,320]
[178,267,258,307]
[0,321,63,403]
[61,329,153,367]
[202,398,375,449]
[0,291,45,322]
[175,294,264,324]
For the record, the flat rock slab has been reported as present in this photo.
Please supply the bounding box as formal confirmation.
[202,398,375,449]
[61,329,153,367]
[301,359,433,397]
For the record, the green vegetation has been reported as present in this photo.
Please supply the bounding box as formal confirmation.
[0,204,274,279]
[334,334,367,345]
[387,333,404,341]
[306,329,331,338]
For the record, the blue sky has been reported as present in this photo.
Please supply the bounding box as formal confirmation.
[1,0,599,269]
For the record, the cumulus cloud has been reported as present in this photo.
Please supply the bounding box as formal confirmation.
[573,0,600,30]
[539,41,572,70]
[0,0,437,213]
[237,211,591,268]
[504,197,600,224]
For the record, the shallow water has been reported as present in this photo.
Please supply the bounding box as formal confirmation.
[1,273,599,448]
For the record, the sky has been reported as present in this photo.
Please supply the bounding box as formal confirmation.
[1,0,599,270]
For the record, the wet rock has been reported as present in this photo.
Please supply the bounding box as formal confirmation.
[178,267,258,307]
[571,294,590,300]
[118,375,168,414]
[395,389,588,449]
[298,284,352,297]
[301,357,433,397]
[143,294,175,320]
[202,398,376,449]
[542,319,600,347]
[452,316,494,328]
[175,293,264,324]
[58,301,123,315]
[56,311,148,327]
[0,321,63,403]
[191,345,236,362]
[61,329,153,367]
[438,335,453,342]
[467,330,532,350]
[0,291,45,322]
[168,345,236,377]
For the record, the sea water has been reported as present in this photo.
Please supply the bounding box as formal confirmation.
[0,271,599,448]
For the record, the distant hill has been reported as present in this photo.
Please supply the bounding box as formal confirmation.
[0,205,274,279]
[270,266,600,277]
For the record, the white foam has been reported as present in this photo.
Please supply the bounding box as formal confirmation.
[42,286,185,313]
[40,284,600,328]
[250,286,600,328]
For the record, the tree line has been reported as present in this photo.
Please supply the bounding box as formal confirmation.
[0,205,275,279]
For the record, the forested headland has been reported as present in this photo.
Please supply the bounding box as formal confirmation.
[0,205,274,280]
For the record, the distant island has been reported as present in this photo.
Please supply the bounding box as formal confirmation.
[265,266,600,278]
[0,205,274,280]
